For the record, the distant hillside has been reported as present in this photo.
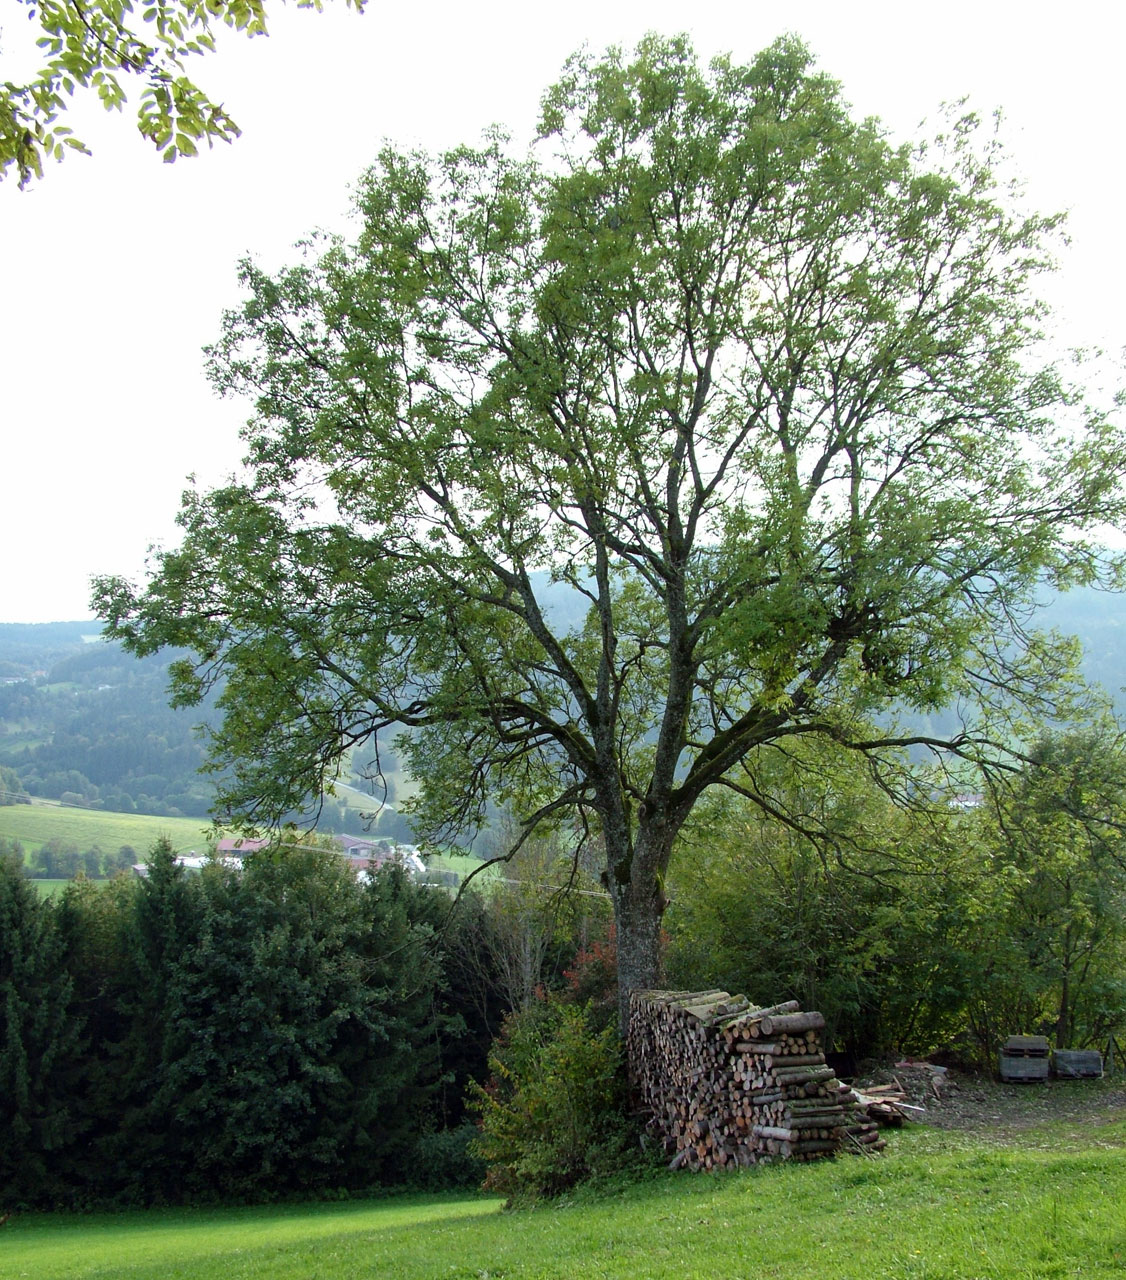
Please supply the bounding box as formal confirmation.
[0,620,102,679]
[0,630,219,818]
[0,623,412,839]
[1038,585,1126,704]
[0,801,212,863]
[3,582,1124,827]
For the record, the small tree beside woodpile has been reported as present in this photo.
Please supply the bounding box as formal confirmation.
[628,990,884,1169]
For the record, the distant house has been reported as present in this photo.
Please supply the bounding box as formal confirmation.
[949,793,983,811]
[336,835,426,877]
[132,835,426,881]
[214,837,270,856]
[131,852,212,878]
[132,842,254,878]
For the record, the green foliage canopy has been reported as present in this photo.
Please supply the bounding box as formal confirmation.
[1,0,364,186]
[666,741,994,1063]
[0,762,27,804]
[970,726,1126,1052]
[96,36,1126,1011]
[668,725,1126,1064]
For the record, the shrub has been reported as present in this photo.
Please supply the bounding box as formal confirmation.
[562,926,619,1032]
[469,999,637,1203]
[409,1123,487,1191]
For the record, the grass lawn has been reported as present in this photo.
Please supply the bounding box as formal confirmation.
[6,1119,1126,1280]
[426,849,503,885]
[0,800,507,893]
[0,731,45,763]
[0,803,211,860]
[26,878,76,898]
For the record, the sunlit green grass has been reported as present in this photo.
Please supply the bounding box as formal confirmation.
[0,803,211,859]
[26,878,76,897]
[7,1118,1125,1280]
[426,849,503,884]
[0,799,503,894]
[0,1193,504,1280]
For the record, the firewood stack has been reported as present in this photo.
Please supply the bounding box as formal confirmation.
[628,989,885,1169]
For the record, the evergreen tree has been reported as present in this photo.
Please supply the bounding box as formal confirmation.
[0,849,82,1207]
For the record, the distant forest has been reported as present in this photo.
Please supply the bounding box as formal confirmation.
[1,583,1124,824]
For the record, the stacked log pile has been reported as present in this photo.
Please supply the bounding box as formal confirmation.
[628,989,885,1169]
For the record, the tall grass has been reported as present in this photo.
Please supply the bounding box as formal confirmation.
[6,1121,1125,1280]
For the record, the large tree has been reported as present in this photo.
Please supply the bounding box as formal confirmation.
[95,36,1126,1021]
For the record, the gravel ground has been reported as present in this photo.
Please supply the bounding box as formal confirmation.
[851,1061,1126,1137]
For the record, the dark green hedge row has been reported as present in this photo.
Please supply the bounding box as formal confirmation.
[0,844,494,1209]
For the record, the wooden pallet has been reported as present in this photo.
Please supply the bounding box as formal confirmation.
[1000,1035,1050,1082]
[1052,1049,1103,1079]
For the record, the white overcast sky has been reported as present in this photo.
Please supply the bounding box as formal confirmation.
[1,0,1122,623]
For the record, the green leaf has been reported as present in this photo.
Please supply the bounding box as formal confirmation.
[3,0,363,186]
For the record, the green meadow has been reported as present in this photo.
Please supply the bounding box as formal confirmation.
[426,849,503,884]
[25,879,76,898]
[0,802,212,859]
[6,1122,1126,1280]
[0,799,498,890]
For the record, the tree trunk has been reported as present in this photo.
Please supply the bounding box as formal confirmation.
[614,891,663,1029]
[1056,967,1071,1051]
[609,822,672,1030]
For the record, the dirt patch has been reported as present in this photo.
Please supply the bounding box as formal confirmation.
[851,1061,1126,1138]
